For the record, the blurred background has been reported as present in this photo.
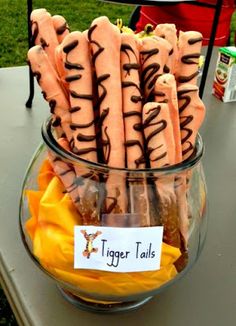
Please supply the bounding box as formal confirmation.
[0,0,235,68]
[0,0,133,68]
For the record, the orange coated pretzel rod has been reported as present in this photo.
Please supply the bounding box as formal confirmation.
[54,44,69,93]
[154,24,178,74]
[31,9,59,70]
[175,31,203,85]
[140,36,172,101]
[121,33,153,226]
[154,73,182,163]
[177,84,205,244]
[177,84,205,161]
[142,102,181,249]
[88,16,127,216]
[52,15,70,43]
[59,31,100,223]
[47,138,82,214]
[121,34,144,169]
[60,31,97,161]
[28,45,72,143]
[121,34,144,170]
[154,74,189,245]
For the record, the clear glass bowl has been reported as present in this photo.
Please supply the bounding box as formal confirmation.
[19,118,207,313]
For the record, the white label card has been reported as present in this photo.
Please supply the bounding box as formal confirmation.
[74,226,164,272]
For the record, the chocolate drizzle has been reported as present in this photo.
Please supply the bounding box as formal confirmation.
[122,81,142,103]
[70,90,93,100]
[52,116,61,127]
[123,111,142,119]
[63,40,84,71]
[40,37,49,49]
[69,106,81,113]
[62,36,97,157]
[59,167,74,177]
[140,48,159,64]
[123,63,140,75]
[73,146,97,156]
[177,71,199,84]
[153,90,165,97]
[63,40,78,54]
[121,43,136,61]
[65,74,82,82]
[96,74,110,107]
[124,139,146,167]
[30,21,39,45]
[121,43,140,76]
[49,99,56,114]
[188,37,203,45]
[169,48,174,56]
[70,119,95,130]
[163,65,170,73]
[56,22,69,35]
[102,126,111,164]
[142,105,168,164]
[88,24,111,164]
[141,63,161,92]
[106,188,121,214]
[121,41,146,168]
[77,133,96,142]
[178,35,202,83]
[181,53,200,64]
[88,24,104,65]
[178,89,196,157]
[33,71,41,83]
[140,43,163,98]
[106,196,118,214]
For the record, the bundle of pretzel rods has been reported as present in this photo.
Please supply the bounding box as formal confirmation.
[28,8,205,269]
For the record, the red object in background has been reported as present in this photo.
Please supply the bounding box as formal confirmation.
[135,1,235,45]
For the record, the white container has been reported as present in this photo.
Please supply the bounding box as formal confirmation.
[212,47,236,102]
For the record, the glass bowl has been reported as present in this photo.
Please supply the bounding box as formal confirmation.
[19,117,207,313]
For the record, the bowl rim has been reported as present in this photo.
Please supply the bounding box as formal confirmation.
[42,117,204,174]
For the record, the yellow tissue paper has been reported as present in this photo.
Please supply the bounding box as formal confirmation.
[25,159,181,298]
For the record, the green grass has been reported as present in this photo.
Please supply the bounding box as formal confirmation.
[230,10,236,45]
[0,1,235,68]
[0,0,134,68]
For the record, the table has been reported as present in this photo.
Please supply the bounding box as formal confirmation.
[0,50,236,325]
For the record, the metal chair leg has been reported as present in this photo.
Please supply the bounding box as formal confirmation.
[25,66,34,108]
[199,0,223,98]
[25,0,34,108]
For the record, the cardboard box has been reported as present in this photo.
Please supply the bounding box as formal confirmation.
[212,47,236,102]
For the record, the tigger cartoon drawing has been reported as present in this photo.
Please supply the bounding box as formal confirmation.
[81,230,102,259]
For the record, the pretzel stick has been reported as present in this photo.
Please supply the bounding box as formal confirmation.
[154,24,178,74]
[52,15,70,43]
[28,45,72,143]
[121,33,155,226]
[176,84,205,245]
[142,103,181,247]
[154,74,189,245]
[154,73,182,163]
[47,138,82,212]
[140,36,172,101]
[31,9,59,70]
[175,31,203,85]
[88,17,127,218]
[59,31,100,223]
[177,84,205,161]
